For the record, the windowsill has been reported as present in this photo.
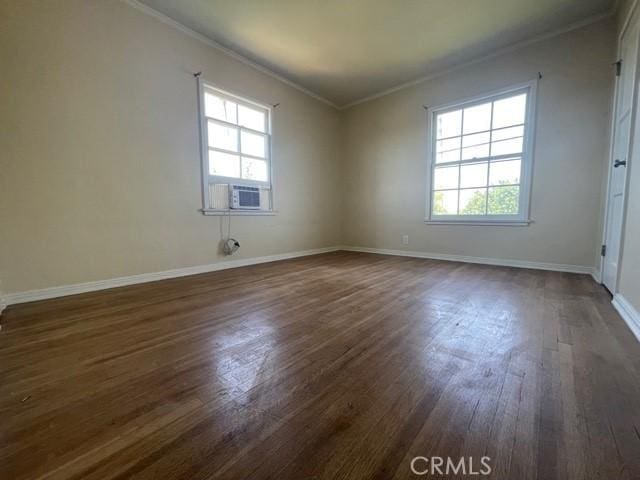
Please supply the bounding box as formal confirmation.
[424,218,532,226]
[201,208,276,216]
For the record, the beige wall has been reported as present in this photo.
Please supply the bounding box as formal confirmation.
[341,19,615,268]
[0,0,342,294]
[0,2,620,298]
[617,0,640,313]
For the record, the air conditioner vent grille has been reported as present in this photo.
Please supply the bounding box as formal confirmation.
[208,184,271,211]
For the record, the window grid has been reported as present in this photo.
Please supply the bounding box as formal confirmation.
[430,87,531,220]
[198,81,275,214]
[485,101,494,215]
[202,86,271,185]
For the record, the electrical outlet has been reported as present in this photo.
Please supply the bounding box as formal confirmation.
[401,235,409,245]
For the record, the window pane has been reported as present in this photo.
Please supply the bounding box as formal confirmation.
[242,157,268,181]
[209,150,240,177]
[241,130,266,158]
[432,190,458,215]
[437,110,462,138]
[436,136,460,163]
[492,125,523,142]
[462,132,490,160]
[463,102,491,134]
[462,143,489,160]
[492,93,526,129]
[462,131,490,148]
[489,159,521,186]
[436,148,460,163]
[460,162,488,188]
[488,185,520,214]
[204,92,237,123]
[437,136,460,152]
[238,104,266,132]
[491,137,523,156]
[433,165,459,190]
[208,121,238,152]
[459,188,487,215]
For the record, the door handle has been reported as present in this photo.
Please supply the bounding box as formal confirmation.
[614,159,627,168]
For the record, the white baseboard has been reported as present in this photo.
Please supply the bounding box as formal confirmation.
[0,245,600,309]
[2,246,340,307]
[339,245,596,275]
[612,294,640,342]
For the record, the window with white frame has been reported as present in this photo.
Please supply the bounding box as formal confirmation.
[199,82,273,212]
[427,83,536,223]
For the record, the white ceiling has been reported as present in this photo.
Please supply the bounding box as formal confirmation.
[137,0,616,107]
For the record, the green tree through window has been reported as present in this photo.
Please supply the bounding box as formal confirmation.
[433,182,519,215]
[460,182,519,215]
[433,191,447,215]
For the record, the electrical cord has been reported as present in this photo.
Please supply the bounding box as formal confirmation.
[222,184,240,255]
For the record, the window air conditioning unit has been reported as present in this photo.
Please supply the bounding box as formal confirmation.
[229,184,261,209]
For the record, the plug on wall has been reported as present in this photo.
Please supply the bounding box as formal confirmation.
[402,235,409,246]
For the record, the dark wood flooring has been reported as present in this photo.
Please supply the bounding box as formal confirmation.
[2,251,640,479]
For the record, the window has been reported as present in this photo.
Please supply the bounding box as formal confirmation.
[427,82,536,224]
[198,81,273,213]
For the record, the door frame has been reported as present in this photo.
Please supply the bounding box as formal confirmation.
[599,0,640,291]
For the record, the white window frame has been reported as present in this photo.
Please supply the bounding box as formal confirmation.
[197,79,274,214]
[425,80,538,225]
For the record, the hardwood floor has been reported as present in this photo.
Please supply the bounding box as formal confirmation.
[2,251,640,479]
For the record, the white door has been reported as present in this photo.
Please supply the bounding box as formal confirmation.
[602,19,639,291]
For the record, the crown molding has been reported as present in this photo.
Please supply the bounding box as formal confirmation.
[123,1,613,111]
[122,0,339,109]
[340,10,614,109]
